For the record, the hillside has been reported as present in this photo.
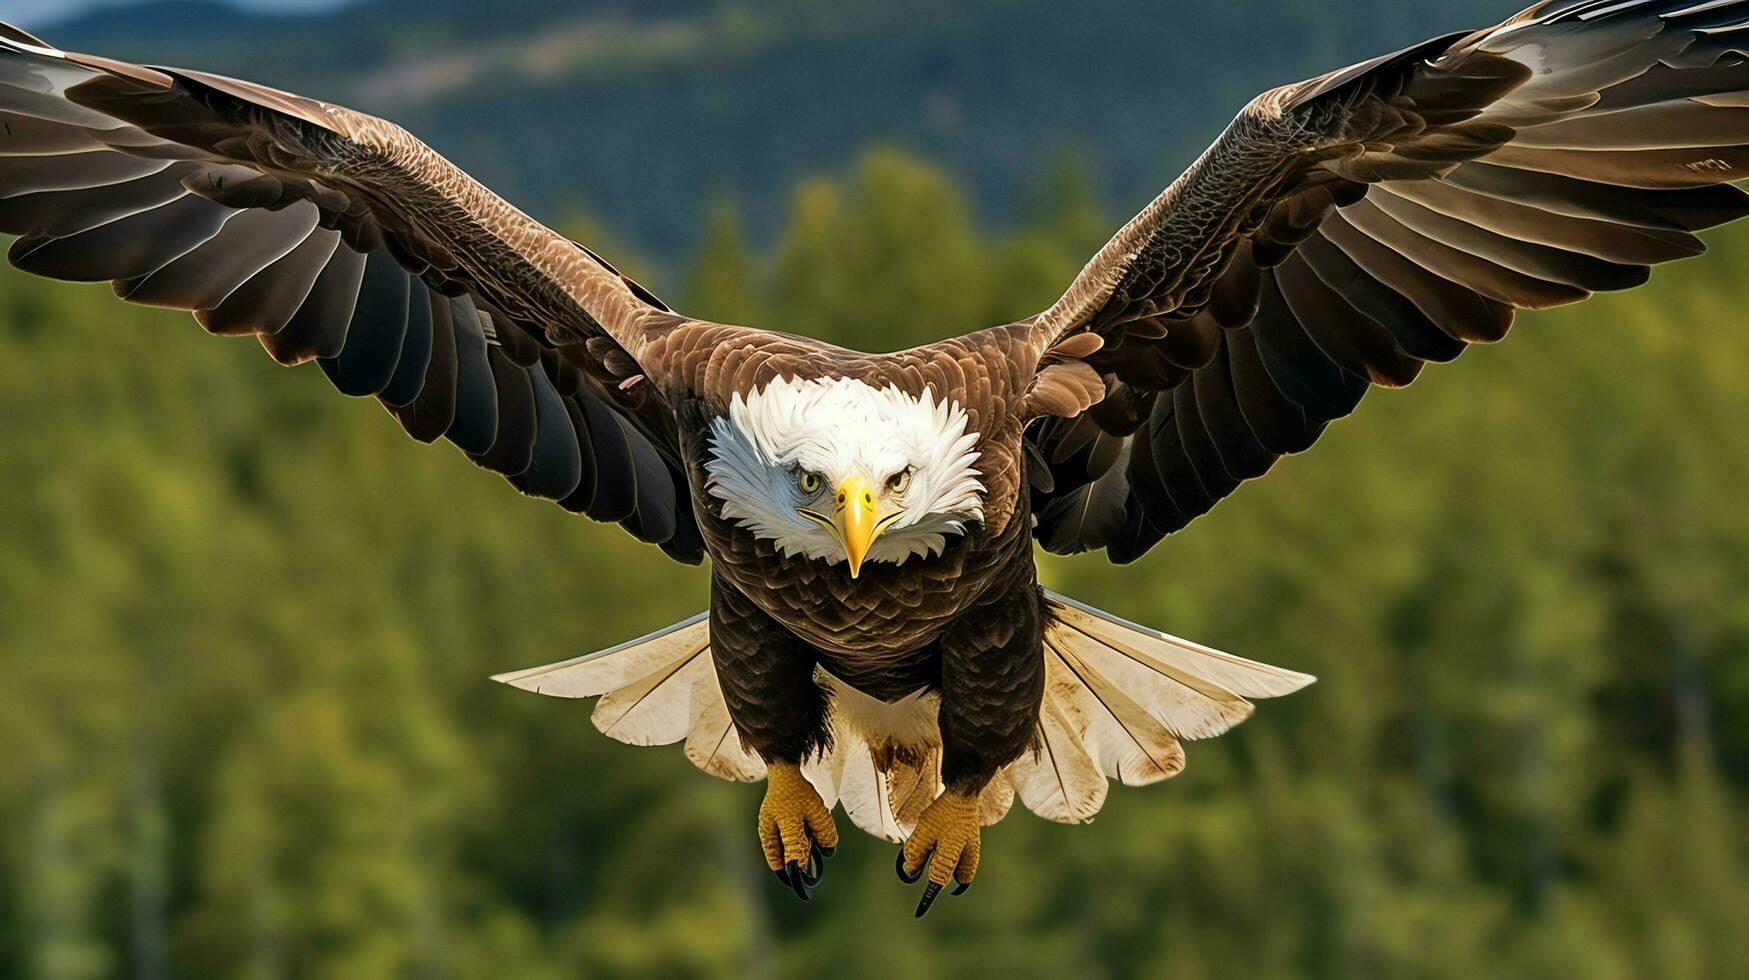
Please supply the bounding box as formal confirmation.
[41,0,1515,260]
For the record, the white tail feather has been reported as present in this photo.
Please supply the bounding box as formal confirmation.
[491,613,709,699]
[887,748,941,832]
[490,614,745,767]
[1043,633,1186,787]
[977,774,1017,826]
[589,649,714,746]
[825,737,907,842]
[683,675,767,782]
[492,591,1314,835]
[1004,680,1109,822]
[1044,592,1316,700]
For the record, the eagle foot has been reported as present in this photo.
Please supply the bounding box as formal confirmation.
[758,761,838,901]
[897,790,980,917]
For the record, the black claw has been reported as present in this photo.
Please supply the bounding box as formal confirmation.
[952,880,971,896]
[895,849,926,884]
[799,849,823,887]
[784,860,812,901]
[915,881,943,918]
[818,844,836,859]
[774,866,791,887]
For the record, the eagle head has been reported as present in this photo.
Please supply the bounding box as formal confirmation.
[703,376,986,576]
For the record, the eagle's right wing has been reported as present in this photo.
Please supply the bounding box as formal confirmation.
[0,22,714,560]
[1022,0,1749,562]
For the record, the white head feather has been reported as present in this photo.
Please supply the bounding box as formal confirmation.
[704,376,985,566]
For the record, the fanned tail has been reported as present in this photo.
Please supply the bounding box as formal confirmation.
[492,591,1313,836]
[1004,590,1315,823]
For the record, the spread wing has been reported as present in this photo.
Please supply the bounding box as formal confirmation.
[0,23,707,561]
[1024,0,1749,562]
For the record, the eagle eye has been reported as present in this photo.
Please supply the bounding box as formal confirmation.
[887,467,912,494]
[796,469,823,495]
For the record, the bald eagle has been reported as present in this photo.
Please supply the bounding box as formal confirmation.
[4,0,1749,916]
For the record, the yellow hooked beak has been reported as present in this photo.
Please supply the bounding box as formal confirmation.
[835,474,881,578]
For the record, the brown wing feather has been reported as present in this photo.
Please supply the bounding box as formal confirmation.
[0,24,714,559]
[1028,0,1749,561]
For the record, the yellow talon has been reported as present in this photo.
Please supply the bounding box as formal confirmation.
[898,790,981,916]
[758,761,838,900]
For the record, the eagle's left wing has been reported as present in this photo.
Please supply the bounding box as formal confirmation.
[1023,0,1749,562]
[0,22,708,560]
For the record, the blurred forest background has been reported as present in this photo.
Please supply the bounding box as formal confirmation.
[3,0,1749,977]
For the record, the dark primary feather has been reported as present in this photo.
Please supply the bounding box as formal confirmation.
[388,291,459,442]
[322,249,411,397]
[383,282,436,407]
[443,296,501,454]
[512,366,585,500]
[1032,0,1749,562]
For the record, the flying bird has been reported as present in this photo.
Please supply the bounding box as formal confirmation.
[5,0,1749,916]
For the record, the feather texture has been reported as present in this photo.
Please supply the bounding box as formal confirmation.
[1027,0,1749,561]
[495,594,1311,835]
[1005,683,1108,823]
[0,23,702,561]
